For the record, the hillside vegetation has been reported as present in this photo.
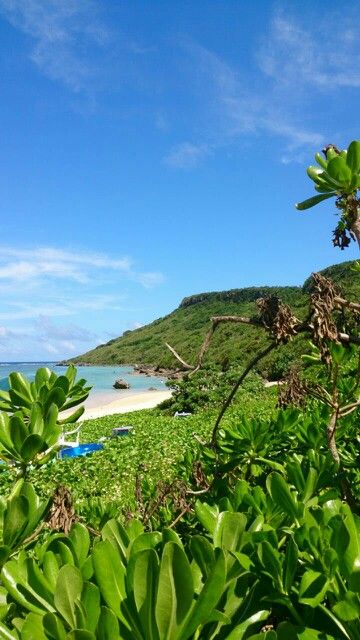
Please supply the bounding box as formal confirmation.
[69,260,360,379]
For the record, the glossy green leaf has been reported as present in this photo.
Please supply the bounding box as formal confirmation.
[20,435,44,463]
[178,549,225,640]
[295,193,335,210]
[194,501,218,534]
[101,520,129,562]
[53,377,70,396]
[35,368,52,390]
[189,536,215,580]
[58,407,85,425]
[277,623,335,639]
[26,558,54,607]
[92,540,126,621]
[226,610,270,639]
[283,537,298,594]
[97,607,120,640]
[9,389,32,410]
[54,565,83,628]
[130,532,162,557]
[333,591,360,622]
[1,558,56,615]
[307,166,324,181]
[346,140,360,173]
[327,156,352,184]
[315,151,328,169]
[266,472,300,520]
[29,403,44,436]
[69,524,90,568]
[81,582,100,632]
[131,548,159,640]
[155,542,193,639]
[302,468,318,503]
[298,570,328,607]
[3,496,28,547]
[21,613,47,640]
[9,373,33,402]
[213,512,247,552]
[42,553,60,592]
[44,388,66,414]
[9,415,28,454]
[258,541,282,586]
[43,612,67,640]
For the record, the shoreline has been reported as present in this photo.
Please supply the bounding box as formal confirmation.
[57,360,182,380]
[78,389,172,420]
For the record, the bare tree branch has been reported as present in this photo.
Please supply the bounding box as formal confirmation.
[339,399,360,417]
[165,343,193,370]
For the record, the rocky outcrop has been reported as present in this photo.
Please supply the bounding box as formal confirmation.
[113,379,130,389]
[132,364,180,378]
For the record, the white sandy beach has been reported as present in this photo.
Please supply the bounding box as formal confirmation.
[79,390,172,420]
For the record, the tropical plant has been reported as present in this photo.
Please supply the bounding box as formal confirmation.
[296,140,360,248]
[0,366,91,477]
[0,365,91,424]
[0,480,49,569]
[0,518,270,639]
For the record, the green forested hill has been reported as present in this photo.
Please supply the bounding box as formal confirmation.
[69,261,359,379]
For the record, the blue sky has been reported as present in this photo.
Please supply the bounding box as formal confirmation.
[0,1,359,361]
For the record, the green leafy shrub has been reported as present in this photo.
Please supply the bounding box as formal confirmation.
[161,367,265,414]
[0,366,91,477]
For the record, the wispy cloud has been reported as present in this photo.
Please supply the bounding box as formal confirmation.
[258,13,360,89]
[0,245,164,358]
[133,272,166,288]
[0,316,102,358]
[0,244,166,358]
[164,142,211,169]
[164,36,325,168]
[0,0,109,92]
[165,9,360,169]
[0,246,163,289]
[0,295,125,321]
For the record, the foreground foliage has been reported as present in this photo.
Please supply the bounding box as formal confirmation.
[0,141,359,638]
[0,468,359,638]
[0,358,358,638]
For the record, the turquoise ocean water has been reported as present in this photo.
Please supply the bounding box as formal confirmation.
[0,363,166,398]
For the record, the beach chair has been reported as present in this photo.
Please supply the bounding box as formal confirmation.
[58,423,82,449]
[112,425,134,437]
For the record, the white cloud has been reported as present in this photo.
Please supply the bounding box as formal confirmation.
[258,14,360,89]
[164,143,211,169]
[0,258,87,283]
[0,316,103,360]
[43,342,59,355]
[133,271,165,288]
[0,246,163,289]
[0,0,109,92]
[0,295,127,321]
[0,245,164,358]
[36,315,98,342]
[164,36,325,168]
